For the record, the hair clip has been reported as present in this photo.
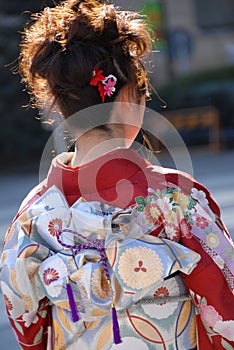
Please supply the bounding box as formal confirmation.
[90,66,117,102]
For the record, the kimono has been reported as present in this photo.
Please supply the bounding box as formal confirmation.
[0,148,234,350]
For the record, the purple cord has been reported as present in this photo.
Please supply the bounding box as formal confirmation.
[57,229,121,344]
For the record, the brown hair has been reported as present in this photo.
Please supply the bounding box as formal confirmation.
[19,0,152,118]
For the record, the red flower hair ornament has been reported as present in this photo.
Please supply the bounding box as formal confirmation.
[90,66,117,102]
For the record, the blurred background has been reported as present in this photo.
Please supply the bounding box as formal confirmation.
[0,0,234,348]
[1,0,234,167]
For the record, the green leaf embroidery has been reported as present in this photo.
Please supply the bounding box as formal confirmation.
[137,205,144,212]
[33,326,43,344]
[145,196,152,204]
[13,320,24,336]
[187,199,197,210]
[201,297,207,305]
[167,186,175,194]
[221,339,234,350]
[135,196,145,206]
[154,190,161,198]
[38,310,47,318]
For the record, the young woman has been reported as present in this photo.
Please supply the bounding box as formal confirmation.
[1,1,233,349]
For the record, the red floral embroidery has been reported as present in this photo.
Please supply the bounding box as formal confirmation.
[4,294,13,311]
[134,260,147,272]
[196,216,209,229]
[48,218,62,237]
[165,223,180,242]
[180,218,192,239]
[154,286,170,305]
[145,203,162,225]
[43,268,60,286]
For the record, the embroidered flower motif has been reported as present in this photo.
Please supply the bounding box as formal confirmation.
[40,257,67,297]
[180,218,192,239]
[144,203,162,225]
[157,196,173,215]
[213,320,234,341]
[206,232,220,248]
[164,210,177,225]
[191,188,208,206]
[154,286,169,305]
[4,294,13,311]
[196,216,209,229]
[164,223,180,242]
[213,255,225,269]
[134,260,147,273]
[142,278,180,319]
[22,310,39,328]
[118,246,163,290]
[199,304,223,328]
[173,192,189,210]
[48,218,62,237]
[43,268,60,286]
[1,281,25,318]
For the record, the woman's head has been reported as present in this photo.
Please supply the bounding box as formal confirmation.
[19,0,152,118]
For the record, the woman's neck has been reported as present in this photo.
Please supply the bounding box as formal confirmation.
[70,126,127,167]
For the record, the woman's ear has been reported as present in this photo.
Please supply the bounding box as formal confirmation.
[111,84,146,145]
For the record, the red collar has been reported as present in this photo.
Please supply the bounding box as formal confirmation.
[45,148,150,207]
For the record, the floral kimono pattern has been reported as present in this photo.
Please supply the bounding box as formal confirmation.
[0,150,234,350]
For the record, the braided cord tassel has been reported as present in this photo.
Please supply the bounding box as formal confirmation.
[111,303,122,344]
[66,277,80,322]
[105,263,122,345]
[57,229,121,343]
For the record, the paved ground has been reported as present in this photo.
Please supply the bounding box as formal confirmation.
[0,148,233,349]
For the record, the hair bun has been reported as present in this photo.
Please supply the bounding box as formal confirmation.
[19,0,152,117]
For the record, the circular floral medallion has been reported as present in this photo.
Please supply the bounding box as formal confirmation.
[48,218,62,237]
[40,257,67,297]
[173,192,189,209]
[142,278,180,319]
[118,246,163,290]
[43,268,59,286]
[164,223,180,242]
[144,203,162,225]
[206,233,220,248]
[196,216,209,229]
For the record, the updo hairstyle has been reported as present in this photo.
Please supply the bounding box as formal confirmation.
[19,0,152,118]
